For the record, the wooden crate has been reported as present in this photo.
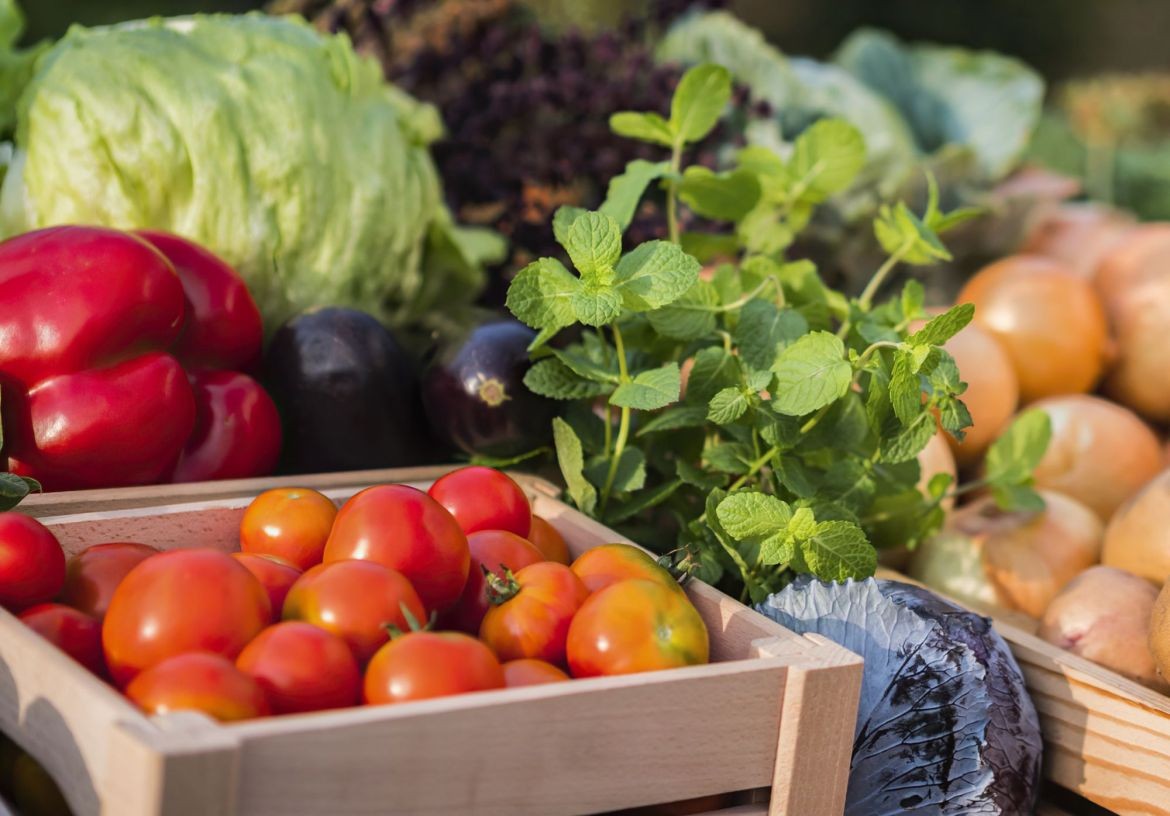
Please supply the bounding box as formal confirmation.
[1,469,863,816]
[880,569,1170,816]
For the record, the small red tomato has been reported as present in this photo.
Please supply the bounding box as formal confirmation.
[502,658,570,687]
[240,487,337,571]
[364,631,504,704]
[571,543,681,595]
[60,542,158,621]
[102,549,271,686]
[567,580,709,678]
[19,603,105,677]
[282,560,426,664]
[323,485,469,611]
[527,516,570,565]
[445,530,544,634]
[231,553,301,621]
[428,467,531,537]
[126,652,270,722]
[480,562,589,664]
[0,514,65,612]
[237,622,360,714]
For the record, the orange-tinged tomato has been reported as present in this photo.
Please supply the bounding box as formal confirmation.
[282,559,426,664]
[364,631,504,704]
[567,580,709,678]
[480,562,589,664]
[19,603,105,677]
[323,485,470,611]
[102,549,271,687]
[126,652,270,722]
[237,622,360,714]
[427,466,532,537]
[240,487,337,570]
[445,530,544,634]
[231,553,301,622]
[60,541,158,621]
[570,543,681,595]
[502,658,570,687]
[527,516,570,564]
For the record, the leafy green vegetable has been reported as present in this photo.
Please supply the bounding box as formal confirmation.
[505,61,1049,599]
[0,13,498,332]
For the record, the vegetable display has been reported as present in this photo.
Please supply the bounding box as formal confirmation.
[0,226,280,490]
[0,467,711,726]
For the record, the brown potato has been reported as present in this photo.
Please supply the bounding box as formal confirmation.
[1040,565,1166,691]
[1103,468,1170,584]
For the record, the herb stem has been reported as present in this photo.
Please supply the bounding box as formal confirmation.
[716,277,780,312]
[601,325,632,511]
[666,142,683,244]
[837,238,913,339]
[728,446,779,492]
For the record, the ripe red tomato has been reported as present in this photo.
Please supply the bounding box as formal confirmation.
[60,542,157,621]
[0,514,65,612]
[567,579,709,678]
[502,658,570,687]
[428,467,531,537]
[364,631,504,704]
[18,603,105,677]
[283,560,426,664]
[445,530,544,634]
[102,549,271,686]
[240,487,337,570]
[323,485,470,611]
[527,515,570,564]
[480,562,589,664]
[237,621,360,714]
[231,553,301,622]
[570,543,681,595]
[126,652,270,722]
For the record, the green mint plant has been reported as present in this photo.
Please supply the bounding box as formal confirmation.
[505,63,1050,602]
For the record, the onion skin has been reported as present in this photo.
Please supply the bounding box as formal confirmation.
[943,322,1019,467]
[1030,394,1163,522]
[1040,565,1166,691]
[1023,203,1135,281]
[959,255,1111,404]
[1152,583,1170,684]
[1095,225,1170,421]
[947,492,1102,618]
[1102,468,1170,584]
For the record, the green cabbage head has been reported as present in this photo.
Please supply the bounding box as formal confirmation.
[0,13,497,331]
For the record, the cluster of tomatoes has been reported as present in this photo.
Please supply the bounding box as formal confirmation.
[0,467,709,722]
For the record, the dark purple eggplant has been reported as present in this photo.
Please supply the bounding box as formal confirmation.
[421,319,558,458]
[262,307,441,473]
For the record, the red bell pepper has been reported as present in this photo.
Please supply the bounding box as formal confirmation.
[0,226,281,490]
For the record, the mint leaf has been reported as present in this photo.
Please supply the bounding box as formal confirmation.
[910,303,975,347]
[552,418,597,514]
[716,492,792,540]
[646,280,718,340]
[606,478,684,524]
[874,201,952,265]
[610,111,675,146]
[985,408,1052,485]
[670,63,732,144]
[708,387,749,424]
[789,119,866,203]
[610,363,681,410]
[770,331,852,416]
[680,232,740,264]
[678,167,761,221]
[889,351,922,425]
[553,206,587,247]
[571,287,623,326]
[992,483,1046,513]
[685,346,740,404]
[880,412,936,463]
[900,280,925,321]
[600,160,670,230]
[585,447,647,494]
[937,396,972,439]
[549,346,620,384]
[637,404,708,435]
[0,473,37,511]
[525,359,613,400]
[703,442,753,474]
[565,211,622,282]
[677,459,725,490]
[735,301,808,371]
[615,241,701,311]
[802,520,875,580]
[506,258,580,331]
